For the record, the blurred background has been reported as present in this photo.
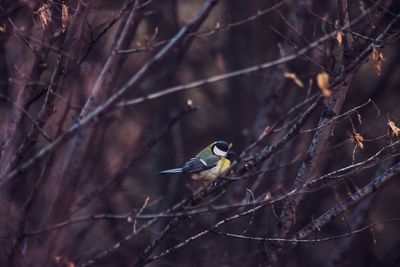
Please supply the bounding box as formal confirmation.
[0,0,399,266]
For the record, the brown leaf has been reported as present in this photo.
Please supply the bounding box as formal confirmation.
[35,4,52,29]
[144,27,159,44]
[351,132,365,149]
[357,113,362,124]
[336,31,343,46]
[388,120,400,137]
[264,192,272,201]
[0,24,5,33]
[316,72,331,98]
[61,4,69,32]
[66,261,76,267]
[284,72,304,88]
[372,47,384,76]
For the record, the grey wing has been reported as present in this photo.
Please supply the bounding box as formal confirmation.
[182,155,219,174]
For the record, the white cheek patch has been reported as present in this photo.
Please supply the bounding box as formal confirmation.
[213,145,227,157]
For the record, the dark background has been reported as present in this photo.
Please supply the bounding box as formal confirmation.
[0,0,399,266]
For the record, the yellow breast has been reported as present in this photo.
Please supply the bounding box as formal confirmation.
[191,158,231,182]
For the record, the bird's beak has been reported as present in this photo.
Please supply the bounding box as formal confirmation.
[227,151,237,160]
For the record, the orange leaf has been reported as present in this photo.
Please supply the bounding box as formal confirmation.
[35,4,52,29]
[372,47,384,76]
[351,132,364,149]
[62,4,68,32]
[336,31,343,46]
[316,72,331,98]
[264,192,272,201]
[284,72,304,88]
[388,120,400,137]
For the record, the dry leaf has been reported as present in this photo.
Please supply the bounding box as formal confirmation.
[150,27,159,41]
[284,72,304,88]
[372,47,384,76]
[316,72,331,98]
[186,99,193,107]
[388,120,400,137]
[0,24,5,33]
[66,261,76,267]
[336,31,343,46]
[228,142,233,150]
[144,27,159,45]
[357,113,362,124]
[61,4,68,32]
[351,132,365,149]
[35,4,52,29]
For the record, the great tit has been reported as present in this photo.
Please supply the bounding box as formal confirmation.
[159,141,235,182]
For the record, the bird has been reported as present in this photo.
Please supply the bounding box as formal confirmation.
[158,140,235,182]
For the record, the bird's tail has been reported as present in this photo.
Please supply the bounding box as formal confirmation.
[158,168,183,175]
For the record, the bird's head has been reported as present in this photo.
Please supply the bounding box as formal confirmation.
[211,140,232,157]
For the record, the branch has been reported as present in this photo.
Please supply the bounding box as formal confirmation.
[275,6,400,243]
[72,104,197,212]
[291,159,400,242]
[132,94,321,267]
[327,197,374,267]
[0,0,220,187]
[118,0,288,54]
[24,138,399,237]
[116,0,383,108]
[145,159,400,263]
[0,94,52,142]
[44,0,148,232]
[76,0,154,66]
[211,218,400,243]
